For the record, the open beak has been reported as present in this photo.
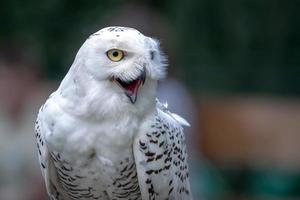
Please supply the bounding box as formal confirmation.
[113,68,146,104]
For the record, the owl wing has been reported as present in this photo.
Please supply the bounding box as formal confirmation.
[35,105,63,200]
[133,101,192,200]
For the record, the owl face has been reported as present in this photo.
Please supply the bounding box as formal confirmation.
[76,27,166,104]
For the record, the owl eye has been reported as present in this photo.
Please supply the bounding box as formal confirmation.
[106,49,124,62]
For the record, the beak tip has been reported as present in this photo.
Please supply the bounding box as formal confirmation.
[126,93,137,104]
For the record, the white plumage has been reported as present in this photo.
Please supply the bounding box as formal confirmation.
[35,26,192,200]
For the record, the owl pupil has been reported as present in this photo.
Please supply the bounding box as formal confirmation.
[113,51,119,57]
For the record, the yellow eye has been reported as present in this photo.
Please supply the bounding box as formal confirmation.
[106,49,124,62]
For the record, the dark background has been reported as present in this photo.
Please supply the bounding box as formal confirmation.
[1,0,299,94]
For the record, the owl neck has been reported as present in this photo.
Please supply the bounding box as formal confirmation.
[56,67,157,121]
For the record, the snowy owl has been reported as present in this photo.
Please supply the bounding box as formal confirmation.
[35,26,192,200]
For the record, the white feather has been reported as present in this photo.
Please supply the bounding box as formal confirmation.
[170,113,191,127]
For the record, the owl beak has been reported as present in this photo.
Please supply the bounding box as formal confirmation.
[114,68,146,104]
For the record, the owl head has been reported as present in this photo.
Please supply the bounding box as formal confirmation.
[58,27,167,117]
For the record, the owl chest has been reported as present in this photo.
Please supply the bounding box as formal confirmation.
[50,150,141,200]
[48,116,142,199]
[47,113,140,167]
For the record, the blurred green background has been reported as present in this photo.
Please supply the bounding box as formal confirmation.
[1,0,299,94]
[1,0,300,200]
